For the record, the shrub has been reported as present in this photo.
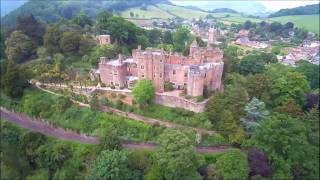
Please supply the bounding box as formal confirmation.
[216,149,249,180]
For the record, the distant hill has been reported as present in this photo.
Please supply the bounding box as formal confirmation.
[209,8,237,14]
[269,4,320,18]
[1,0,170,28]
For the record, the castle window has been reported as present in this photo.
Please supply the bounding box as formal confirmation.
[160,73,162,78]
[173,70,176,75]
[142,74,144,78]
[204,73,206,77]
[184,73,187,77]
[160,59,162,62]
[141,65,144,69]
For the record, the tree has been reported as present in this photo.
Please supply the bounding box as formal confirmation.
[243,20,253,29]
[89,44,117,65]
[273,99,303,118]
[16,14,45,45]
[72,11,92,27]
[172,26,193,52]
[2,60,29,98]
[36,142,72,179]
[96,11,112,34]
[249,113,316,179]
[246,74,272,102]
[5,30,36,63]
[296,61,319,90]
[79,35,95,55]
[216,149,249,180]
[301,108,319,146]
[98,127,122,151]
[132,80,155,105]
[44,25,62,54]
[60,31,80,54]
[163,30,173,44]
[304,93,319,111]
[196,36,206,47]
[87,150,133,180]
[156,129,201,180]
[240,98,269,135]
[237,52,276,76]
[222,45,239,74]
[147,29,162,45]
[0,29,5,59]
[271,71,310,106]
[247,148,273,178]
[269,22,283,33]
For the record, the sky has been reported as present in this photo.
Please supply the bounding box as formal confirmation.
[259,1,318,11]
[170,0,319,11]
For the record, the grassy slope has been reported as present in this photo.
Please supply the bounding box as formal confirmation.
[156,4,209,19]
[269,15,320,34]
[121,3,210,20]
[121,5,174,19]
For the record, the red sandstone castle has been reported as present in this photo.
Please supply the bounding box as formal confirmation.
[98,40,224,97]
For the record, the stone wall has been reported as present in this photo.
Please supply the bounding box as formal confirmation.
[155,93,208,113]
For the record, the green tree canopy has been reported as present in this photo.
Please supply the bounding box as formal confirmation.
[16,14,45,45]
[72,11,92,27]
[44,25,62,54]
[156,129,201,180]
[249,113,317,179]
[2,60,29,98]
[132,80,155,105]
[271,71,310,106]
[5,30,36,63]
[216,149,249,180]
[87,150,133,180]
[172,26,193,53]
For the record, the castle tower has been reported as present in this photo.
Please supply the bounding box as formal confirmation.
[189,39,199,57]
[208,28,216,46]
[187,66,204,97]
[136,48,165,92]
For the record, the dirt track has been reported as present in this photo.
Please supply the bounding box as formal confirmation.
[0,107,230,153]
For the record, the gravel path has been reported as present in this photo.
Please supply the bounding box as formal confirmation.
[1,107,230,153]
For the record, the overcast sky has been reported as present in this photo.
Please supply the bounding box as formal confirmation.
[259,1,318,10]
[170,0,319,11]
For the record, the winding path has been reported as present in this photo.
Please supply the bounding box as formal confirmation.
[35,82,218,135]
[0,107,230,153]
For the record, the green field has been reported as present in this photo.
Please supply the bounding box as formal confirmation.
[156,4,209,20]
[269,15,320,34]
[121,5,174,19]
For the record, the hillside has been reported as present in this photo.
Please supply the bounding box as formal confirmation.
[1,0,171,27]
[121,3,209,20]
[209,8,238,13]
[269,4,320,18]
[269,15,320,34]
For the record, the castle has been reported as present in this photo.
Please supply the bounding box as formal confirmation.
[98,40,224,97]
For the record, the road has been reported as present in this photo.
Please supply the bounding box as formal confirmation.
[0,107,230,153]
